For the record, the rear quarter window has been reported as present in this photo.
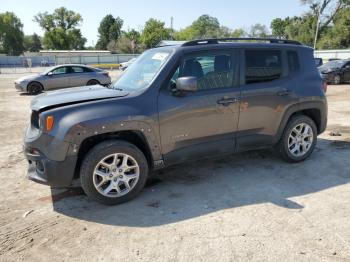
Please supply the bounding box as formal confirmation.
[287,51,300,73]
[245,50,282,84]
[83,67,94,72]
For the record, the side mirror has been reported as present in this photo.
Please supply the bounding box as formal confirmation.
[176,76,198,93]
[345,65,350,69]
[47,71,53,76]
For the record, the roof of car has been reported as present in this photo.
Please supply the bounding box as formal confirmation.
[156,38,312,51]
[53,64,93,68]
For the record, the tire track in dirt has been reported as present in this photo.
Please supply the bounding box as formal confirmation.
[0,217,59,255]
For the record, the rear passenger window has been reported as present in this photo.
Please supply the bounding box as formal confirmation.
[71,66,84,73]
[83,67,94,72]
[245,50,282,84]
[287,51,300,73]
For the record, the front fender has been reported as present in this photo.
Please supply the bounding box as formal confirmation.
[66,118,162,160]
[43,99,162,161]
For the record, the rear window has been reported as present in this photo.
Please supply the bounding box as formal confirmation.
[83,67,94,72]
[287,51,300,73]
[245,50,282,84]
[71,66,84,73]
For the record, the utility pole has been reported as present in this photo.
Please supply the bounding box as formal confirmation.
[313,8,321,50]
[170,16,174,40]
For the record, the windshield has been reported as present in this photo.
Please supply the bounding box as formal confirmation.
[41,66,55,75]
[113,49,171,91]
[322,60,346,69]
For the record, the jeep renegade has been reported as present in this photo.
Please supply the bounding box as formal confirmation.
[24,38,328,205]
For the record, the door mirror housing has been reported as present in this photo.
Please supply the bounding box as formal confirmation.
[176,77,198,93]
[47,71,53,76]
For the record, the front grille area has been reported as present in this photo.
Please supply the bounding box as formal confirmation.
[31,111,40,129]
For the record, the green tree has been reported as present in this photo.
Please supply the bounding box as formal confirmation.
[34,7,86,50]
[123,29,141,42]
[24,33,42,52]
[141,19,170,48]
[299,0,349,46]
[175,15,221,40]
[318,7,350,48]
[191,15,220,38]
[249,23,269,37]
[0,12,24,55]
[174,26,196,40]
[270,15,319,46]
[301,0,349,32]
[107,35,144,54]
[96,14,123,50]
[271,18,290,38]
[231,28,247,38]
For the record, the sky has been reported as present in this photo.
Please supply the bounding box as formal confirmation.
[1,0,309,46]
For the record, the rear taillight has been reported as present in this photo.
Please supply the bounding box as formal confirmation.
[322,82,327,93]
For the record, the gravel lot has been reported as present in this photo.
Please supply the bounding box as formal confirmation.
[1,71,350,261]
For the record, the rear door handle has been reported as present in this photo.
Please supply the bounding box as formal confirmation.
[217,97,238,106]
[277,89,292,96]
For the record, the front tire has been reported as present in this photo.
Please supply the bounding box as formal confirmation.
[80,140,149,205]
[276,115,317,163]
[27,82,43,95]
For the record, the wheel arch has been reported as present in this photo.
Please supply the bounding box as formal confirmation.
[87,79,100,85]
[27,81,44,92]
[276,102,326,143]
[74,130,154,178]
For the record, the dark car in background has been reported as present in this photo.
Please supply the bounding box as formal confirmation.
[15,64,111,94]
[319,59,350,84]
[314,57,323,67]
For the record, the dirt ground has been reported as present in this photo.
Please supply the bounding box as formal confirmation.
[0,70,350,262]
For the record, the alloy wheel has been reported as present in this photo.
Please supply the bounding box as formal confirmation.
[287,123,314,157]
[93,153,140,198]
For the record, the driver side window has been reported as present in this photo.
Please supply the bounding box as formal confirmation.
[170,52,236,91]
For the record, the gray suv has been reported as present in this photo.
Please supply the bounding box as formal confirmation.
[24,38,328,205]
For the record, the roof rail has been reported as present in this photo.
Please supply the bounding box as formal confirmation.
[182,38,302,47]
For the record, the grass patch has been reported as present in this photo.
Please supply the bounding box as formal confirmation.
[90,63,121,69]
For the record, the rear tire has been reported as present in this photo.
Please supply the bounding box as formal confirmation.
[87,79,100,86]
[276,115,317,163]
[80,140,149,205]
[27,82,43,95]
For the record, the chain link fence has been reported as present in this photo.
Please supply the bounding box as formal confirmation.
[0,54,139,74]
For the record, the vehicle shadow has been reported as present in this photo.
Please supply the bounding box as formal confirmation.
[19,92,38,96]
[52,138,350,227]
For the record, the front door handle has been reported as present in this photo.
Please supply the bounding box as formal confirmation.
[217,97,238,106]
[277,89,293,96]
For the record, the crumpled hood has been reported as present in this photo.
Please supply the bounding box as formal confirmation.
[318,66,338,74]
[15,74,39,82]
[31,85,129,111]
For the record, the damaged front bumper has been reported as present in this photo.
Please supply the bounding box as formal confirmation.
[24,123,78,188]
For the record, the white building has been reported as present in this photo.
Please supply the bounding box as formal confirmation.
[314,49,350,61]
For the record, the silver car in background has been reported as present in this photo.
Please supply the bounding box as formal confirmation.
[15,64,111,94]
